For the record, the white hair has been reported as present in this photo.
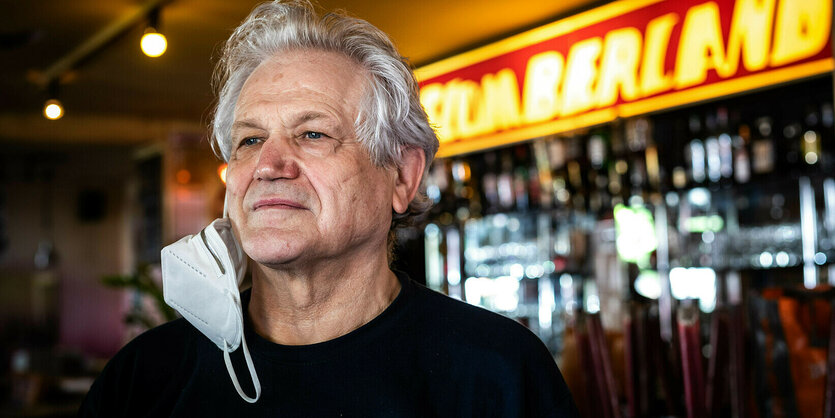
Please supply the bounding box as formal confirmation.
[211,0,439,233]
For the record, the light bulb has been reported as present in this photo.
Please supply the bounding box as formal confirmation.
[43,99,64,120]
[218,163,228,184]
[141,31,167,57]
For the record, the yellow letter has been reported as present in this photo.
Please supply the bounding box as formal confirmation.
[453,79,488,139]
[771,0,832,66]
[723,0,775,75]
[522,51,564,124]
[640,13,678,97]
[596,27,642,108]
[562,37,602,116]
[420,83,452,142]
[674,2,729,89]
[481,69,522,132]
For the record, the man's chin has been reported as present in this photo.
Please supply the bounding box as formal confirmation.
[248,251,304,268]
[243,240,307,267]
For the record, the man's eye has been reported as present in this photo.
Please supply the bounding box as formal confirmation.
[241,137,260,147]
[304,131,324,140]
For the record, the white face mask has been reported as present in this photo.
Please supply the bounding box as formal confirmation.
[160,217,261,403]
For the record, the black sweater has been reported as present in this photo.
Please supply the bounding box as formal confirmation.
[79,273,578,417]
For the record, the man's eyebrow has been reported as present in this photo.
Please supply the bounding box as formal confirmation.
[231,119,264,132]
[293,111,346,135]
[295,111,332,124]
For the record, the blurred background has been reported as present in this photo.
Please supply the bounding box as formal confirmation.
[2,0,834,417]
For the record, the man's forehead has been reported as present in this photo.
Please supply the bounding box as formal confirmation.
[235,50,367,116]
[249,49,366,88]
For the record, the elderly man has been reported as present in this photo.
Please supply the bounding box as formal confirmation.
[80,1,577,416]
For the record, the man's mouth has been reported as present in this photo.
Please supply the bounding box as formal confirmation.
[252,198,306,210]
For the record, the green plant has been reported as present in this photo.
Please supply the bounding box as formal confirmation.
[102,264,178,329]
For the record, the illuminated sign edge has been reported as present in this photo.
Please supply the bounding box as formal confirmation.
[414,0,664,82]
[435,58,835,158]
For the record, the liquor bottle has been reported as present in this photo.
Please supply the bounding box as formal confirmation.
[588,132,607,171]
[626,117,649,153]
[481,152,500,214]
[450,159,473,220]
[588,169,602,214]
[566,135,585,191]
[672,166,688,190]
[567,164,585,210]
[426,159,456,225]
[547,137,571,208]
[801,105,822,168]
[513,145,531,211]
[686,114,706,184]
[528,162,543,211]
[547,136,568,172]
[465,156,484,218]
[629,156,648,203]
[424,222,445,292]
[733,122,751,184]
[531,139,554,209]
[637,118,661,193]
[704,110,722,183]
[566,135,586,210]
[608,122,627,202]
[821,102,834,171]
[587,130,611,214]
[609,160,626,205]
[716,107,734,182]
[664,115,689,190]
[779,118,805,176]
[497,152,515,211]
[425,160,446,206]
[444,225,462,299]
[750,116,775,175]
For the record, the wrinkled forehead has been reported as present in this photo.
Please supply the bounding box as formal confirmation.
[239,49,370,109]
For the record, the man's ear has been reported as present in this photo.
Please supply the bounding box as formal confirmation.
[392,147,427,214]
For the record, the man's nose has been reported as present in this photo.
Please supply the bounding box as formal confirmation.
[253,136,301,181]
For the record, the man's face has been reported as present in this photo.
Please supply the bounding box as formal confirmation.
[226,49,395,269]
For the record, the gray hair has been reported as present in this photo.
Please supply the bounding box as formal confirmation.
[211,0,439,235]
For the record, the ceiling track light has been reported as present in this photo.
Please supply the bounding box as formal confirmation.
[43,81,64,120]
[31,0,171,118]
[141,7,167,58]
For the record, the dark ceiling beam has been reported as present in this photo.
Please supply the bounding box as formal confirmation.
[0,113,203,144]
[33,0,172,88]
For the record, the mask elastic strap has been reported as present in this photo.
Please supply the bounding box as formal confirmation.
[217,191,246,285]
[220,165,259,402]
[222,331,261,403]
[223,189,229,219]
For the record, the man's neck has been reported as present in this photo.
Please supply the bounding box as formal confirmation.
[247,253,401,345]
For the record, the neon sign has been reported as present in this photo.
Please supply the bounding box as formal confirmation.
[417,0,833,157]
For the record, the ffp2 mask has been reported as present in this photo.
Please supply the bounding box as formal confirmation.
[161,217,261,403]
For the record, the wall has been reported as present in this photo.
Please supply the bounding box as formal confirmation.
[0,143,135,358]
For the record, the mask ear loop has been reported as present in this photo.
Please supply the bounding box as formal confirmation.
[223,317,261,403]
[223,187,229,219]
[222,187,247,287]
[220,177,261,403]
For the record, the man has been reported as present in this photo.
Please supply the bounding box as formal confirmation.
[80,1,578,416]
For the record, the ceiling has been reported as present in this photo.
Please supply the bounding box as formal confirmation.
[0,0,601,145]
